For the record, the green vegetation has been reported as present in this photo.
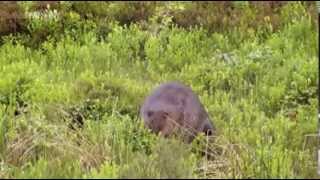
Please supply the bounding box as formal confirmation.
[0,1,318,178]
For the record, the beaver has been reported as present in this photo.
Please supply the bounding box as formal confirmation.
[140,81,215,143]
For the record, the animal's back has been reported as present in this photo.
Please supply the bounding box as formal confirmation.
[141,82,199,117]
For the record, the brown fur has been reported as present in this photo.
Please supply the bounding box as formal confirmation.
[140,81,215,143]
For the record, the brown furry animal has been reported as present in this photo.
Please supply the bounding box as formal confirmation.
[140,81,215,143]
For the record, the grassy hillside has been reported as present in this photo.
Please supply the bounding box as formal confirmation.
[0,1,318,178]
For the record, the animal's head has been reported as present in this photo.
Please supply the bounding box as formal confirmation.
[144,110,183,137]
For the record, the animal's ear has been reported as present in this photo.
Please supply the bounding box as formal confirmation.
[147,111,154,117]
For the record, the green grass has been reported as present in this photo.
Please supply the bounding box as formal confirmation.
[0,2,318,179]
